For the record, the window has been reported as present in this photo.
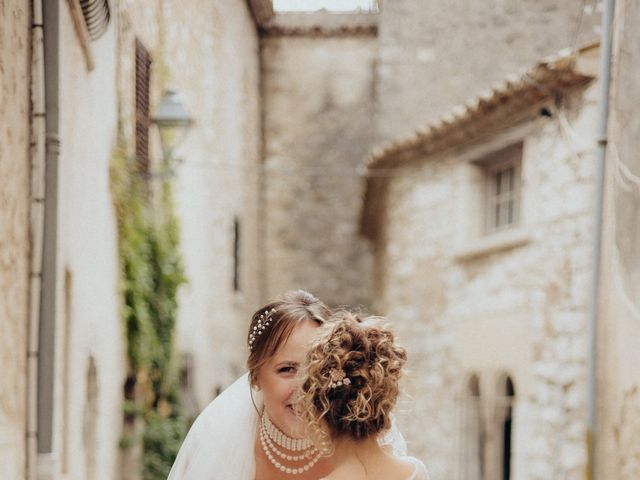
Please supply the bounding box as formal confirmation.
[501,377,515,480]
[484,143,522,234]
[79,0,111,40]
[233,217,241,292]
[66,0,111,69]
[135,39,152,176]
[459,372,516,480]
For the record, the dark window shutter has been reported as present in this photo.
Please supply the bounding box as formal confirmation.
[135,39,152,176]
[79,0,111,40]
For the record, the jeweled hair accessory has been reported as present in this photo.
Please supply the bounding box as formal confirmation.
[328,368,351,389]
[248,308,276,351]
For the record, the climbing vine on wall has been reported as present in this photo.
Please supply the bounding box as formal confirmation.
[111,149,189,479]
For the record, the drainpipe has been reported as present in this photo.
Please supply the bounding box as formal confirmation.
[587,0,616,479]
[38,0,60,471]
[26,0,46,478]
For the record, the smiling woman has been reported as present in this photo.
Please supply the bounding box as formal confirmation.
[168,291,408,480]
[168,291,334,479]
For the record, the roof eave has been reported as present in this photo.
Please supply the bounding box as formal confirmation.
[359,72,596,240]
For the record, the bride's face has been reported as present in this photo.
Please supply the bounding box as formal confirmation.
[256,320,321,438]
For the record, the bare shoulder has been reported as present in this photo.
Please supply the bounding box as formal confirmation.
[368,455,422,480]
[322,456,425,480]
[321,462,366,480]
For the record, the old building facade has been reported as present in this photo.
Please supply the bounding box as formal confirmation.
[2,0,639,479]
[361,46,600,479]
[0,0,266,478]
[261,0,603,314]
[0,2,31,478]
[118,0,265,408]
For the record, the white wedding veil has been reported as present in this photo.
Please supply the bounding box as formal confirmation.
[167,373,407,479]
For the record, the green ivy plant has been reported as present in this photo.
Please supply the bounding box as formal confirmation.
[111,149,190,479]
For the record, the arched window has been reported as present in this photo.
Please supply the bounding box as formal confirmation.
[501,375,516,480]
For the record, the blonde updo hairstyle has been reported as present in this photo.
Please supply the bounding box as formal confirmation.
[297,311,407,453]
[247,290,331,388]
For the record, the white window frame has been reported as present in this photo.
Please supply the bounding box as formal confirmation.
[483,143,523,235]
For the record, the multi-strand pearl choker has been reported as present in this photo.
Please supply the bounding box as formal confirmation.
[259,411,320,475]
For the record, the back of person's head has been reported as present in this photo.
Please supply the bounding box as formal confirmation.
[297,311,407,452]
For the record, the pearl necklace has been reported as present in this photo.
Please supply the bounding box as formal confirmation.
[262,412,313,451]
[259,412,320,475]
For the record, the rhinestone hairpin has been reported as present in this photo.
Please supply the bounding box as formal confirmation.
[248,308,277,351]
[328,368,351,389]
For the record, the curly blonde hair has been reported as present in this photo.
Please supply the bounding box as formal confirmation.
[296,311,407,453]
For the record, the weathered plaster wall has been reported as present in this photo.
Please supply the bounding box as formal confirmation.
[119,0,262,407]
[375,85,599,479]
[262,23,377,307]
[597,0,640,477]
[56,5,124,479]
[376,0,601,141]
[0,2,31,479]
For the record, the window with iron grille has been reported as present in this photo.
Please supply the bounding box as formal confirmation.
[79,0,111,40]
[135,39,152,176]
[484,143,522,234]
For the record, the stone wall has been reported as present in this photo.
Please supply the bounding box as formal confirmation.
[375,0,601,141]
[119,0,262,406]
[374,84,599,479]
[262,17,377,307]
[597,0,640,477]
[0,2,31,479]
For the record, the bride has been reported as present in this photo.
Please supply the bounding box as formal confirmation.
[167,291,409,479]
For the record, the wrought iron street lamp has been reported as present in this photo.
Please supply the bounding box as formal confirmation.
[151,89,193,162]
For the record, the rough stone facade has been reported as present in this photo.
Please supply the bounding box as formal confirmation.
[375,0,602,141]
[118,0,263,406]
[597,0,640,477]
[369,82,599,479]
[0,2,31,478]
[262,14,377,307]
